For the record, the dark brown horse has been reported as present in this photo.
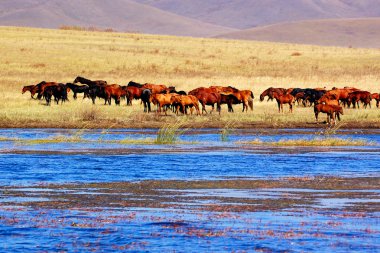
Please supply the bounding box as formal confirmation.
[43,84,68,106]
[73,76,107,87]
[22,85,38,99]
[66,83,89,100]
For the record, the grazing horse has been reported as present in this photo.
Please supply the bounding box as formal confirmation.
[66,83,89,99]
[73,76,107,87]
[171,95,200,115]
[220,94,240,112]
[314,104,343,125]
[150,93,175,115]
[271,92,295,113]
[260,87,286,102]
[372,93,380,108]
[22,85,38,99]
[347,91,372,109]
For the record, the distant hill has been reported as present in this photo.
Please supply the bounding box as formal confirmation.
[215,18,380,48]
[134,0,380,29]
[0,0,235,37]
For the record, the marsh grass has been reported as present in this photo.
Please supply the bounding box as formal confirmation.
[220,121,235,142]
[155,121,187,144]
[245,137,373,146]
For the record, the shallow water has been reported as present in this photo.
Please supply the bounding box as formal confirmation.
[0,128,379,252]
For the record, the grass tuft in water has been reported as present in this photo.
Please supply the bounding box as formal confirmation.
[155,121,187,144]
[246,137,374,146]
[220,121,235,142]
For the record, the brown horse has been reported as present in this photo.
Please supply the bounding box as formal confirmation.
[372,93,380,108]
[326,88,359,107]
[171,95,200,115]
[125,86,143,105]
[314,104,343,125]
[260,87,286,102]
[22,85,38,98]
[191,90,221,114]
[347,91,372,109]
[317,95,340,106]
[150,93,175,115]
[104,84,125,105]
[142,83,168,94]
[271,92,295,113]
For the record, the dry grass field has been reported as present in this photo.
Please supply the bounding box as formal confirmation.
[1,26,380,129]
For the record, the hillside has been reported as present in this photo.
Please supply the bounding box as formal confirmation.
[216,18,380,48]
[0,0,235,37]
[134,0,380,29]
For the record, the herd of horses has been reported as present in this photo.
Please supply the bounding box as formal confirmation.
[21,76,380,125]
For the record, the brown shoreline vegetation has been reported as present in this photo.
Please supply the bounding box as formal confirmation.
[1,177,379,212]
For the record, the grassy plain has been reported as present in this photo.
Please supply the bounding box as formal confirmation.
[1,26,380,129]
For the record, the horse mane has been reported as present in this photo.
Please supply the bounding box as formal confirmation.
[227,86,239,92]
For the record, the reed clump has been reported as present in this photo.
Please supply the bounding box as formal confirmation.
[245,137,373,146]
[155,121,186,144]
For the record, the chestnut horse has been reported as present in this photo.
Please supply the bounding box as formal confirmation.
[104,84,125,105]
[171,95,200,115]
[260,87,286,102]
[150,93,175,115]
[271,92,295,113]
[372,93,380,108]
[347,91,372,109]
[142,83,168,94]
[314,104,343,125]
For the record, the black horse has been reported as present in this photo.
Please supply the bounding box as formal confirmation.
[220,94,240,112]
[88,85,106,104]
[66,83,89,99]
[141,89,152,113]
[73,76,107,87]
[127,81,144,88]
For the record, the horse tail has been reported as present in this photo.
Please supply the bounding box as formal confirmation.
[248,98,253,111]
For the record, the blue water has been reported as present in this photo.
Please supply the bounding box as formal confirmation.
[0,128,379,186]
[0,129,379,252]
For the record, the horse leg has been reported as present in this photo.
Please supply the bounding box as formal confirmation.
[289,103,293,113]
[277,101,281,113]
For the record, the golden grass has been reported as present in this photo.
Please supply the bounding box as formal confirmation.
[1,26,380,128]
[246,137,373,146]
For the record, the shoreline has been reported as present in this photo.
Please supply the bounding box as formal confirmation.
[1,120,380,130]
